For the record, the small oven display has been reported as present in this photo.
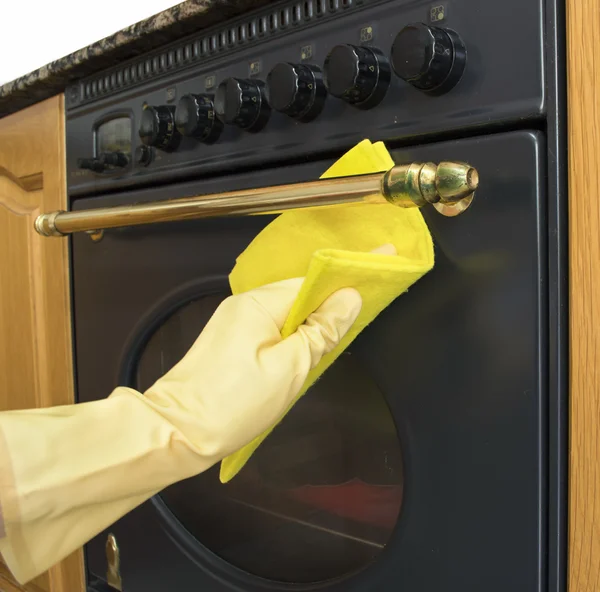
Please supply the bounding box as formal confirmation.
[95,117,131,156]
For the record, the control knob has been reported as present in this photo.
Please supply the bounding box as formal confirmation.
[391,23,466,95]
[99,152,129,167]
[78,152,129,173]
[138,105,180,150]
[323,44,391,109]
[214,78,270,132]
[175,94,223,143]
[77,157,105,173]
[265,63,326,122]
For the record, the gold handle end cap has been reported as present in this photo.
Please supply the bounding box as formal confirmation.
[34,211,65,237]
[436,162,479,203]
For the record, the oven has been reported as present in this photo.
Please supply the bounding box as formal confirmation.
[52,0,566,590]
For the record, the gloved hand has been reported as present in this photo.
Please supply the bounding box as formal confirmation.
[0,277,362,584]
[145,277,362,459]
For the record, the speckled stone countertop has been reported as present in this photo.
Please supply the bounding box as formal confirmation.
[0,0,276,118]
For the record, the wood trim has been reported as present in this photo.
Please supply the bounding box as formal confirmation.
[568,0,600,590]
[0,168,43,193]
[38,96,87,592]
[47,551,85,592]
[0,562,45,592]
[0,96,86,591]
[18,174,44,193]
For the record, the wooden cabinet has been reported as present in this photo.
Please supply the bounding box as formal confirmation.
[0,96,84,591]
[568,0,600,590]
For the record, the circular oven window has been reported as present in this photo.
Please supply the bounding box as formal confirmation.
[135,294,404,584]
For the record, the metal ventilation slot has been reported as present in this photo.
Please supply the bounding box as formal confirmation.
[303,0,314,19]
[70,0,372,107]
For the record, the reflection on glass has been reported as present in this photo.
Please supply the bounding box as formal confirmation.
[95,117,132,156]
[136,295,403,584]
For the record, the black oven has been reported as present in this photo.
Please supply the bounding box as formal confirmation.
[60,0,567,590]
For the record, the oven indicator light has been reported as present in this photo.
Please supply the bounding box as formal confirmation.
[300,45,313,60]
[430,4,446,21]
[205,75,216,90]
[360,26,374,42]
[249,60,261,75]
[165,87,176,102]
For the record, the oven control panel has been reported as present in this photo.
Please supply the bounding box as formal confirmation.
[66,0,544,196]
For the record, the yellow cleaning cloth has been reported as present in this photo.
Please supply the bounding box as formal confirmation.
[220,139,434,483]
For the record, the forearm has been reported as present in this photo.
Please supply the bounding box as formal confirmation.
[0,276,363,584]
[0,387,218,584]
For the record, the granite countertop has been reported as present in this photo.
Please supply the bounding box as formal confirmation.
[0,0,276,118]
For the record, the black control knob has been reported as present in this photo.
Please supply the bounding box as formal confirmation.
[175,94,223,143]
[78,152,129,173]
[99,152,128,167]
[323,44,391,109]
[214,78,270,132]
[391,23,466,95]
[265,63,326,122]
[77,157,105,173]
[138,105,180,150]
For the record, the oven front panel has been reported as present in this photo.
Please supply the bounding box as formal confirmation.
[65,0,544,197]
[72,130,546,591]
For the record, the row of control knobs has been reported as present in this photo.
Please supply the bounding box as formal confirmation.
[139,24,466,153]
[79,23,466,171]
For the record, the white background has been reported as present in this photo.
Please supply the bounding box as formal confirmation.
[1,1,183,85]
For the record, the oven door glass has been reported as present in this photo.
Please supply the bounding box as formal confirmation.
[73,131,546,592]
[135,294,403,583]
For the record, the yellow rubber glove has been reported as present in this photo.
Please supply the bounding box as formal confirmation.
[0,278,362,584]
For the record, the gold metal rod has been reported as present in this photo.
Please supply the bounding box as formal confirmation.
[34,161,478,237]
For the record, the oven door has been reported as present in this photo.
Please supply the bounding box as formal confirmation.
[73,130,547,592]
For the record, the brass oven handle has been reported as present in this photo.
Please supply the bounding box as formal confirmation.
[34,161,478,238]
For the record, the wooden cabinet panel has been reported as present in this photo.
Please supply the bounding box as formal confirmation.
[0,175,44,412]
[0,562,46,592]
[0,97,85,592]
[568,0,600,590]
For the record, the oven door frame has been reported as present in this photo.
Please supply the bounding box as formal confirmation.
[71,130,551,592]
